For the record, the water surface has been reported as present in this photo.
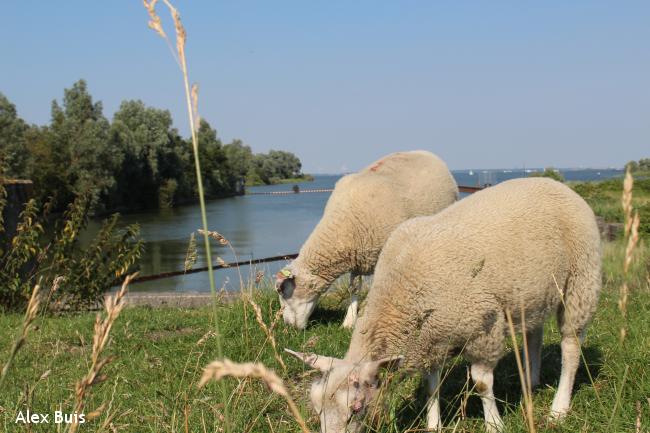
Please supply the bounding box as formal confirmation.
[93,169,622,292]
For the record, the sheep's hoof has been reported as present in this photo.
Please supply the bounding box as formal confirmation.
[425,421,442,432]
[485,422,503,433]
[547,409,567,423]
[485,417,504,433]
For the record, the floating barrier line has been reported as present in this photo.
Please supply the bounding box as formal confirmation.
[247,188,333,195]
[118,184,483,285]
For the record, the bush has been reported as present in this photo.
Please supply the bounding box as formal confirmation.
[571,176,650,237]
[0,185,143,311]
[529,167,564,182]
[158,178,178,208]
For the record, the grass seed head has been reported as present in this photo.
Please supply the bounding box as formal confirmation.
[191,83,200,132]
[142,0,166,38]
[198,359,310,433]
[184,232,198,272]
[623,168,634,235]
[197,229,229,245]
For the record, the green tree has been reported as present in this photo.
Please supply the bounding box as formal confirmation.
[0,93,29,177]
[530,167,564,182]
[223,140,253,178]
[267,150,302,178]
[626,160,639,172]
[1,81,307,211]
[250,153,273,184]
[625,158,650,172]
[195,120,235,196]
[48,80,120,208]
[109,99,190,209]
[249,149,304,184]
[224,139,253,189]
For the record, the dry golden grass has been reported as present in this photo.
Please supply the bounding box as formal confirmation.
[199,359,310,433]
[505,308,536,433]
[191,82,200,132]
[183,232,198,272]
[0,283,40,388]
[141,1,232,429]
[244,296,286,373]
[197,228,230,246]
[66,273,136,433]
[619,168,641,342]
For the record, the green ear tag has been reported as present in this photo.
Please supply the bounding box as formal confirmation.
[281,268,293,278]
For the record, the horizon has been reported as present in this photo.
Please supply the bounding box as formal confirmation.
[308,166,625,176]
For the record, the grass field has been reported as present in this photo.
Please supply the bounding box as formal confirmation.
[1,240,648,433]
[570,176,650,236]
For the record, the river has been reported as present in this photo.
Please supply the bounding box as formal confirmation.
[91,168,622,292]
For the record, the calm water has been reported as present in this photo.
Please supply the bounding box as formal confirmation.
[94,168,622,292]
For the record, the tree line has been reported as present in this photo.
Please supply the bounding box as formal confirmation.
[0,80,309,213]
[626,158,650,173]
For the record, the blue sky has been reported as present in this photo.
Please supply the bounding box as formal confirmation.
[2,1,649,172]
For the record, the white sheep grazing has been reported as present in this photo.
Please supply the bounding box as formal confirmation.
[275,150,458,329]
[287,177,602,432]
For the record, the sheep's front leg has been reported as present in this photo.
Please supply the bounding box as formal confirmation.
[426,369,442,431]
[471,363,503,433]
[341,273,361,328]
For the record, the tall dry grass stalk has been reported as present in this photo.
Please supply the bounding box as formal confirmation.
[65,273,135,433]
[245,296,286,372]
[199,359,310,433]
[619,168,641,342]
[141,1,230,429]
[504,308,536,433]
[0,283,41,388]
[184,232,198,272]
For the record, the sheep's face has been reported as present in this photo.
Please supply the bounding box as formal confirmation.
[275,266,320,329]
[285,349,402,433]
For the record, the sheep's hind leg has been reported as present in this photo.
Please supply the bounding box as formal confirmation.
[550,256,599,421]
[549,334,581,420]
[425,369,442,431]
[524,326,543,389]
[470,363,504,433]
[341,272,361,329]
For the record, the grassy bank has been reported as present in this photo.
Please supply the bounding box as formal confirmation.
[1,240,648,432]
[571,176,650,235]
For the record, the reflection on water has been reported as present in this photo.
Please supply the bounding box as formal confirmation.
[86,169,622,292]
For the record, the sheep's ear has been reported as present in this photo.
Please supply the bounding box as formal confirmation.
[284,348,343,372]
[360,355,404,383]
[275,268,295,296]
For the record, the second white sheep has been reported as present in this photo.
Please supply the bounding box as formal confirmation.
[276,150,458,329]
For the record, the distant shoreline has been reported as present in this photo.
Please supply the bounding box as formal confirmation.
[308,168,625,176]
[245,174,315,187]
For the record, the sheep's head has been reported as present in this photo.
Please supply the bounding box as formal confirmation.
[275,265,321,329]
[285,348,402,433]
